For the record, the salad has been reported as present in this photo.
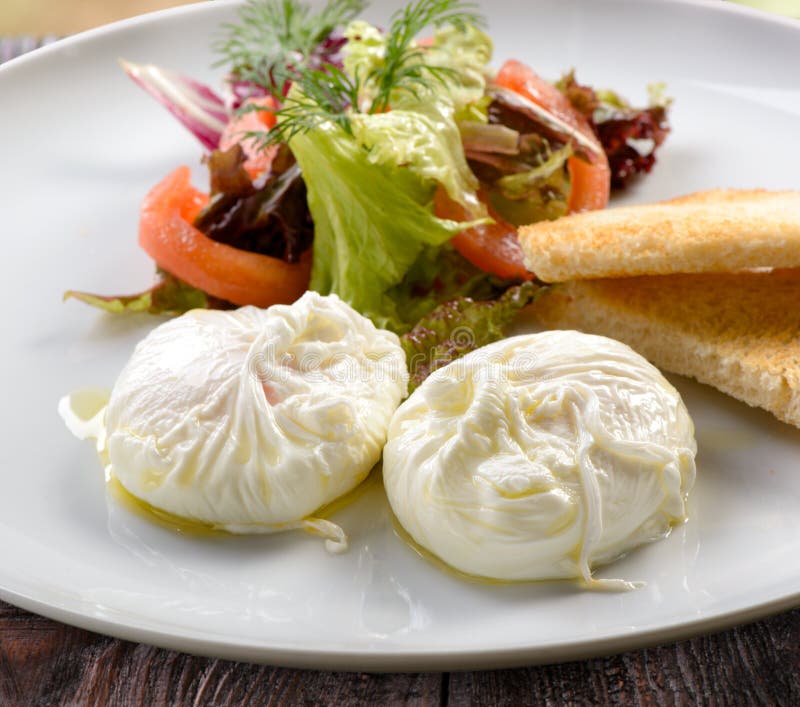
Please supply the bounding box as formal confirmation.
[66,0,670,386]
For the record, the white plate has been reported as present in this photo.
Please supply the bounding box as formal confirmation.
[1,0,799,672]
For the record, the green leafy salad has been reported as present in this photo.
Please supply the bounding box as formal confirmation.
[67,0,671,384]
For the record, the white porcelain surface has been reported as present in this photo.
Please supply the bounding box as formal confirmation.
[1,0,799,671]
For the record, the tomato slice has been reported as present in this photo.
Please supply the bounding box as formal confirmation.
[435,188,533,280]
[494,59,610,214]
[139,166,311,307]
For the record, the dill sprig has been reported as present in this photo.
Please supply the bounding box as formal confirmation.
[256,0,486,145]
[225,0,487,150]
[213,0,368,93]
[257,66,361,144]
[370,0,485,112]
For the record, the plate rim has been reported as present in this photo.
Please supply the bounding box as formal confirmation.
[2,0,800,671]
[1,582,797,671]
[1,0,799,78]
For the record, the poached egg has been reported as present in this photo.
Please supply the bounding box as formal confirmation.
[383,330,696,588]
[61,291,408,550]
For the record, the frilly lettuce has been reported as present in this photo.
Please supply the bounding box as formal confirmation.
[342,20,386,111]
[425,23,493,120]
[401,280,544,391]
[342,19,492,117]
[350,98,484,215]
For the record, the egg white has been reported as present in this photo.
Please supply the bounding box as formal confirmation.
[383,330,696,587]
[65,292,408,547]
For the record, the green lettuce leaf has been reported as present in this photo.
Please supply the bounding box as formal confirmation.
[280,17,504,331]
[289,114,486,331]
[401,280,545,391]
[64,269,212,314]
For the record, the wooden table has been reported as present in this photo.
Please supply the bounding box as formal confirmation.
[2,37,798,706]
[1,600,797,704]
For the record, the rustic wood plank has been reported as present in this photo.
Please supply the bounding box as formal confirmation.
[448,608,800,706]
[2,600,799,705]
[0,601,441,706]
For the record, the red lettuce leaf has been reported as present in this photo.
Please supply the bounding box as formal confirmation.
[193,144,313,263]
[557,72,671,190]
[401,281,545,391]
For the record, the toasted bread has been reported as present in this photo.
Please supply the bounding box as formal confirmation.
[531,269,800,427]
[519,189,800,282]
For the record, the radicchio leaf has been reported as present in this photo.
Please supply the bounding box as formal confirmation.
[121,59,230,151]
[557,71,672,189]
